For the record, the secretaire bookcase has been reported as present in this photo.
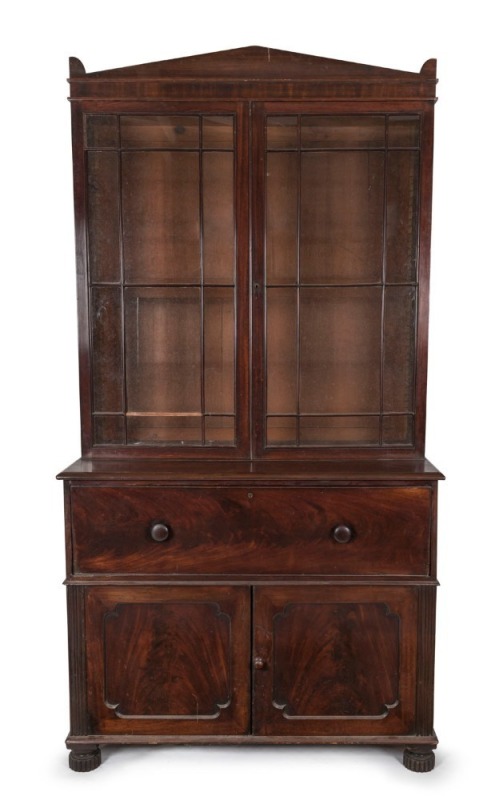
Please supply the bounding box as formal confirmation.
[58,46,444,773]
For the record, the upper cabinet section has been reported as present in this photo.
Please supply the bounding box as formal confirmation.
[69,48,436,459]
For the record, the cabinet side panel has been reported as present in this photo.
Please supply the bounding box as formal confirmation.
[67,586,90,735]
[71,103,93,454]
[414,107,435,452]
[63,482,73,579]
[415,585,437,735]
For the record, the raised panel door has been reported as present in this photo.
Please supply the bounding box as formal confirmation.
[252,585,418,736]
[84,585,250,735]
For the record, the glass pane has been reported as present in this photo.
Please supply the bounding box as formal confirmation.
[122,152,200,284]
[388,115,420,147]
[300,152,384,283]
[93,414,125,445]
[266,153,298,284]
[87,152,121,282]
[125,287,201,414]
[267,417,297,446]
[386,151,419,283]
[301,116,385,149]
[203,116,234,149]
[127,415,202,445]
[300,416,379,445]
[383,286,416,412]
[85,115,119,148]
[205,416,235,445]
[267,116,298,149]
[203,152,235,284]
[204,288,235,414]
[266,288,297,414]
[300,288,382,414]
[91,287,123,413]
[382,415,414,445]
[121,116,199,148]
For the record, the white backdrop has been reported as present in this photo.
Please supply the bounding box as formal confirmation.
[1,2,497,797]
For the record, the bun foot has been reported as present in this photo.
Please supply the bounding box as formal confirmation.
[69,746,101,772]
[403,747,435,772]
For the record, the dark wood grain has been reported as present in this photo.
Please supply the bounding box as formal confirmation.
[104,602,230,717]
[71,486,432,576]
[57,457,444,481]
[63,482,73,578]
[70,101,92,455]
[272,602,399,716]
[85,585,250,735]
[415,585,437,734]
[67,733,438,746]
[66,587,89,735]
[79,47,433,80]
[414,105,435,452]
[253,585,418,736]
[68,47,437,102]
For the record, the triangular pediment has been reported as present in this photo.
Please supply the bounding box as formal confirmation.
[70,46,434,81]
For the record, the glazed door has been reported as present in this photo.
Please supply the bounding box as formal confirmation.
[84,585,250,735]
[83,106,249,456]
[252,106,422,457]
[252,585,418,736]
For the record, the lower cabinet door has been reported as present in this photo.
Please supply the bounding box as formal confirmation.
[252,585,418,736]
[85,585,250,735]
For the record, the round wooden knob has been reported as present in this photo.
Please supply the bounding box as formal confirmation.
[150,523,171,542]
[253,657,265,670]
[331,524,354,544]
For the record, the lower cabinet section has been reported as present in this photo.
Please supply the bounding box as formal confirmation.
[70,583,433,744]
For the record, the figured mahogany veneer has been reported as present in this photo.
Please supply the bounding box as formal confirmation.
[61,47,443,773]
[71,486,432,576]
[253,585,418,736]
[86,585,250,735]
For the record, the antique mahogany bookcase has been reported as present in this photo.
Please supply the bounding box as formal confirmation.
[59,47,443,772]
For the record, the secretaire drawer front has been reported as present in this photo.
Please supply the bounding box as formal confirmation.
[71,486,431,575]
